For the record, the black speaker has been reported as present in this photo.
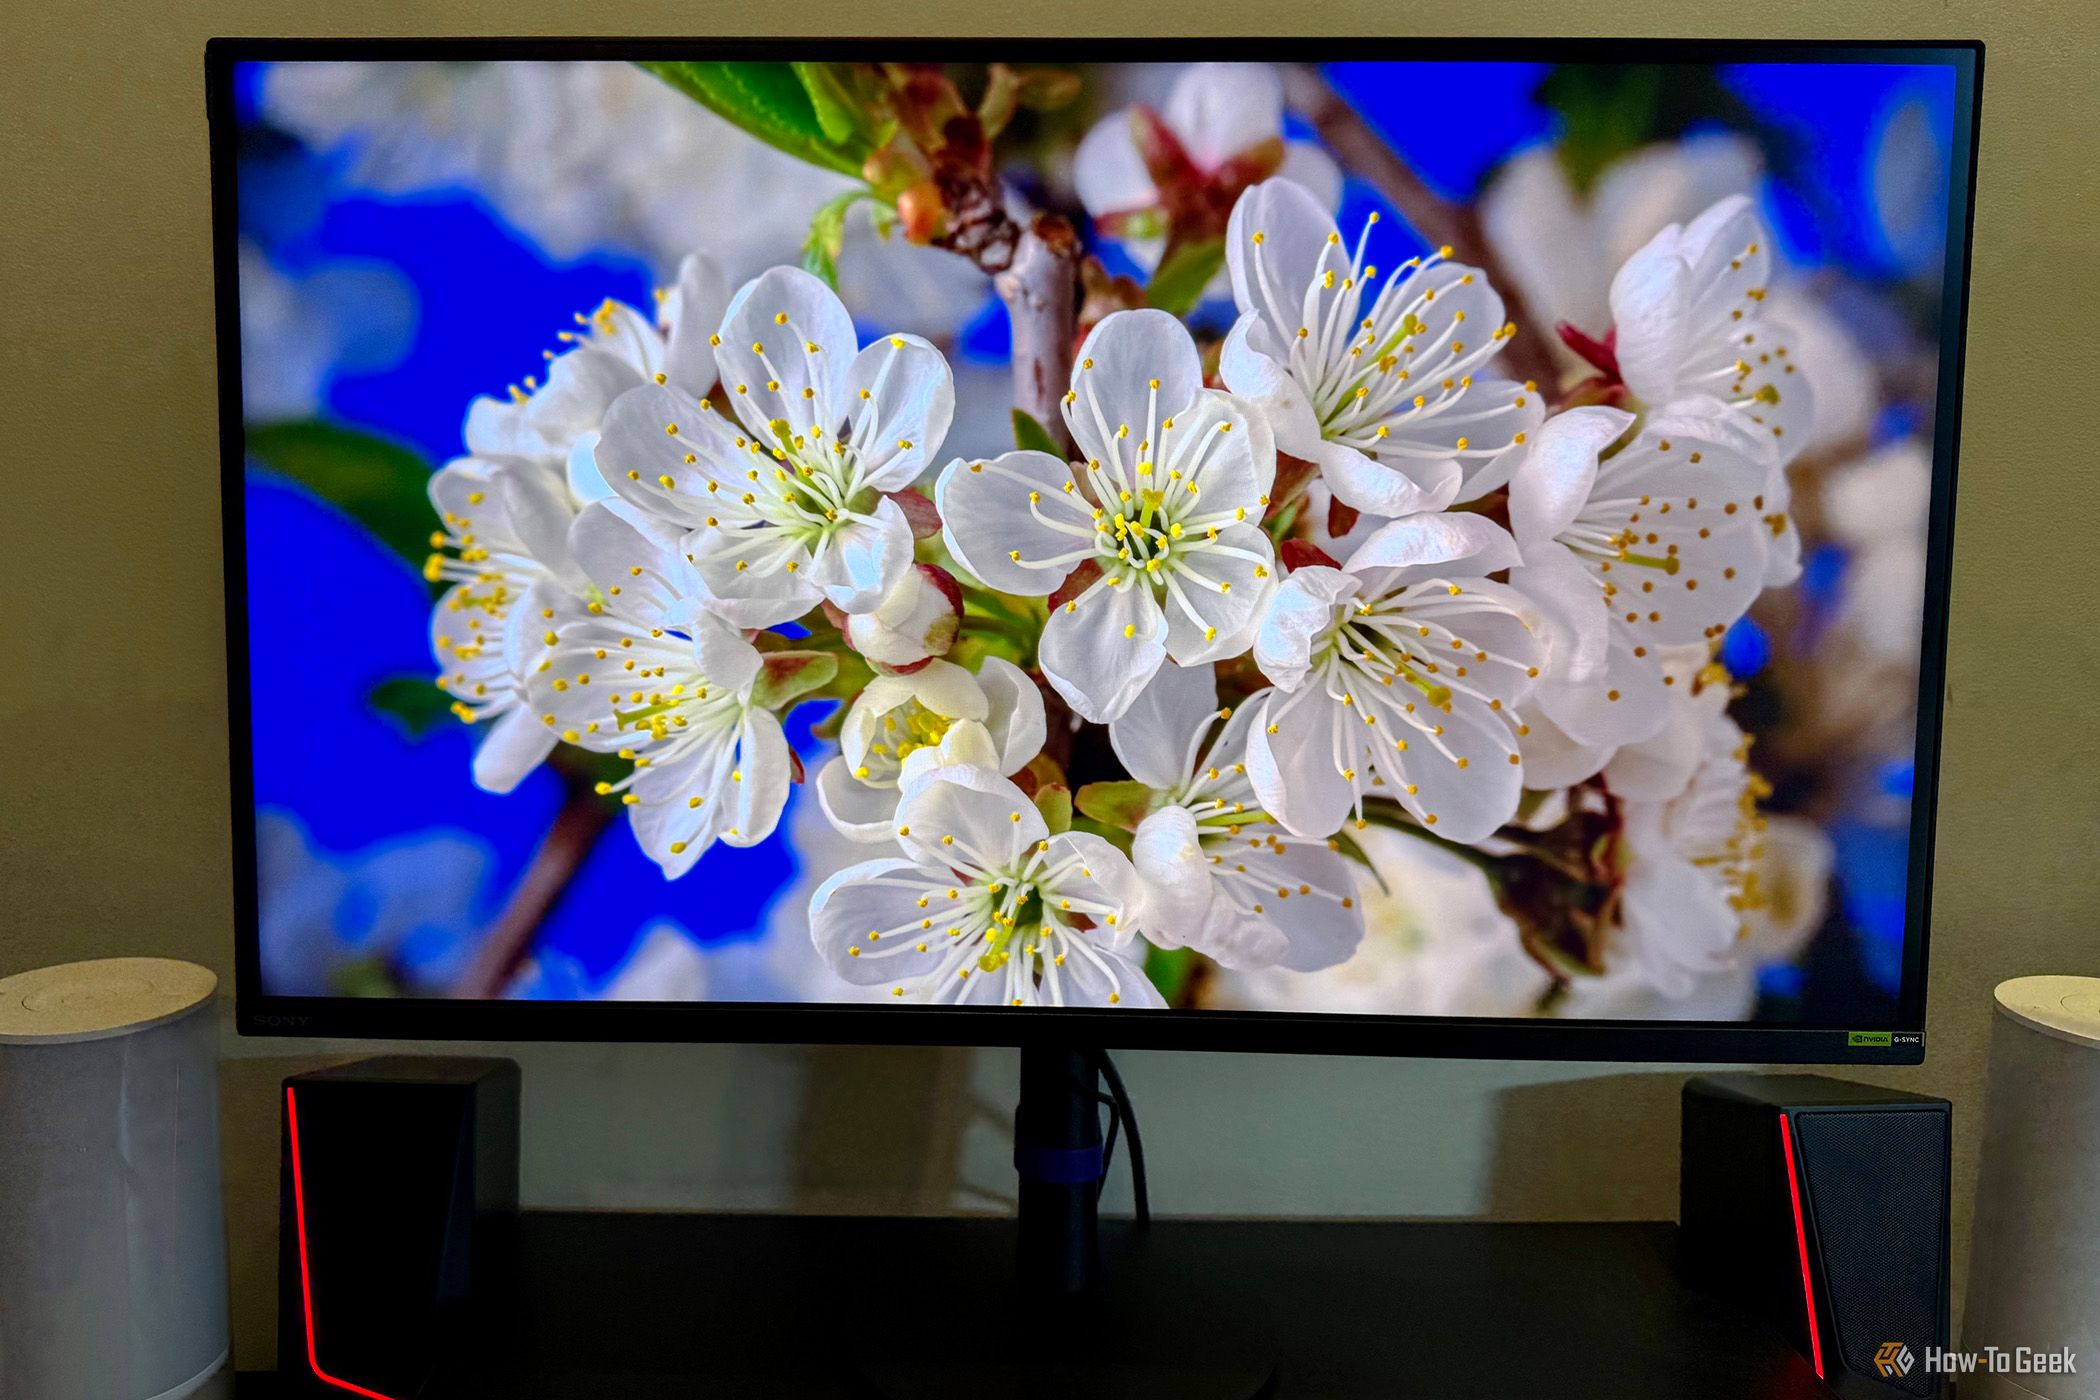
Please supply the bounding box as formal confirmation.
[278,1056,520,1399]
[1681,1074,1951,1399]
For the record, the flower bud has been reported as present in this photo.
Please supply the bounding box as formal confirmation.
[845,563,963,672]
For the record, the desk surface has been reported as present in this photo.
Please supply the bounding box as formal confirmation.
[244,1212,1832,1399]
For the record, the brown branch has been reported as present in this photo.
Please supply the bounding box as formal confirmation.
[450,782,616,998]
[932,167,1081,457]
[994,217,1081,454]
[1281,65,1561,390]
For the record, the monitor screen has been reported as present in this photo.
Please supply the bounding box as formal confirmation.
[214,41,1974,1058]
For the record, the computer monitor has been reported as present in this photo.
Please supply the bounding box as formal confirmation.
[211,39,1976,1067]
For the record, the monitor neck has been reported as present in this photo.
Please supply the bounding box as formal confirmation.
[1014,1043,1104,1295]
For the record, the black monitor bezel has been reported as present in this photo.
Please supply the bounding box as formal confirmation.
[210,36,1980,1065]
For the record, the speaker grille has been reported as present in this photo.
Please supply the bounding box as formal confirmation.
[1794,1109,1945,1395]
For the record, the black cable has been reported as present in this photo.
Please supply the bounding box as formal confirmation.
[1091,1050,1150,1228]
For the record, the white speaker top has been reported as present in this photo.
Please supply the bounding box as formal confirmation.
[1995,974,2100,1050]
[0,958,218,1044]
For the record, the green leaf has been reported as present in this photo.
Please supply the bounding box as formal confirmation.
[793,61,866,146]
[369,675,457,740]
[1145,238,1226,317]
[638,61,870,177]
[802,189,875,288]
[1031,783,1073,835]
[1144,945,1201,1005]
[1536,64,1762,195]
[1074,780,1156,833]
[1011,408,1064,458]
[752,650,840,710]
[245,420,434,569]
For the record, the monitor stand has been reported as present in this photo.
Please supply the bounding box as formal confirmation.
[852,1044,1279,1400]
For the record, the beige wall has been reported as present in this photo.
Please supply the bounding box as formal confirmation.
[4,0,2097,1373]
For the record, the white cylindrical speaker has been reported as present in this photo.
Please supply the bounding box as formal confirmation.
[0,958,230,1400]
[1962,975,2100,1400]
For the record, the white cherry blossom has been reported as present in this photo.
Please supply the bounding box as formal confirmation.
[814,657,1047,843]
[1608,195,1814,583]
[1074,62,1341,281]
[594,266,955,626]
[1248,514,1546,842]
[1480,135,1764,359]
[808,767,1157,1007]
[1204,826,1550,1018]
[464,253,728,498]
[1507,403,1773,760]
[1610,195,1811,450]
[1222,177,1546,516]
[1110,663,1365,971]
[1604,701,1778,999]
[934,309,1277,722]
[842,563,962,671]
[426,455,590,793]
[529,503,791,877]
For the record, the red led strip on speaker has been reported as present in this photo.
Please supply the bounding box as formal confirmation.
[1778,1113,1825,1379]
[286,1087,402,1400]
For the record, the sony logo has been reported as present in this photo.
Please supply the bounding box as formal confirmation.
[252,1013,311,1029]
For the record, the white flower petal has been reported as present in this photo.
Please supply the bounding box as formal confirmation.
[1514,704,1613,790]
[1253,565,1356,691]
[1063,309,1205,465]
[721,707,791,847]
[1372,692,1524,844]
[1039,579,1170,723]
[525,347,649,453]
[1131,806,1223,948]
[715,265,859,438]
[1603,687,1711,802]
[1506,405,1635,550]
[934,450,1086,596]
[930,717,1001,771]
[1608,223,1695,406]
[1164,62,1284,170]
[1054,940,1166,1009]
[1226,178,1340,343]
[892,765,1047,870]
[1218,312,1323,457]
[1364,374,1546,504]
[1046,830,1148,947]
[1534,629,1672,749]
[687,610,763,696]
[565,431,615,504]
[686,529,824,628]
[1073,109,1158,218]
[1239,839,1364,972]
[1167,388,1276,522]
[596,382,751,530]
[1617,851,1739,998]
[471,705,558,795]
[1109,661,1220,790]
[1507,545,1609,684]
[842,332,956,492]
[1311,436,1464,518]
[566,500,692,629]
[661,251,730,395]
[815,755,905,843]
[1162,522,1275,664]
[808,857,948,986]
[810,492,912,614]
[976,656,1048,774]
[1246,689,1354,838]
[1342,512,1523,580]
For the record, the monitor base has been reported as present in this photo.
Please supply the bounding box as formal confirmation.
[854,1292,1276,1399]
